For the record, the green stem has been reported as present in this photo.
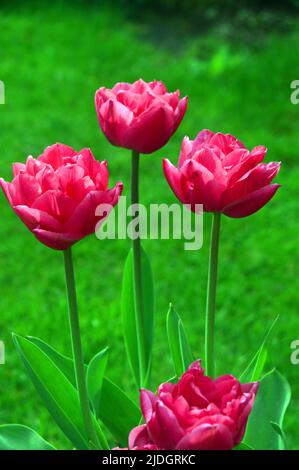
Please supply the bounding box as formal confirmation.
[131,150,147,388]
[63,248,104,449]
[205,212,221,378]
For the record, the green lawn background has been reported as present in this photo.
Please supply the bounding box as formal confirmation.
[0,1,298,449]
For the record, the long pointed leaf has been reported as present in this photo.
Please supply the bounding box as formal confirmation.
[13,334,88,449]
[0,425,55,450]
[239,315,279,382]
[87,347,109,413]
[27,336,140,447]
[121,247,154,387]
[167,304,193,377]
[244,369,291,450]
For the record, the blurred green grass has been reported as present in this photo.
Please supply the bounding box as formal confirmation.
[0,1,298,449]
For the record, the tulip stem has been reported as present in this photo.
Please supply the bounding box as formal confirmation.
[205,212,221,378]
[63,247,106,450]
[131,150,147,388]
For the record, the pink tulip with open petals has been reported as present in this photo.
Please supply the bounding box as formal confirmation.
[163,130,281,218]
[0,143,123,250]
[119,360,258,451]
[95,79,188,154]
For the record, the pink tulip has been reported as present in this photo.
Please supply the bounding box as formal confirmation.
[163,130,281,218]
[120,361,258,450]
[0,143,123,250]
[95,79,188,154]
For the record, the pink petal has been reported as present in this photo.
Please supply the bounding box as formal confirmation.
[64,183,123,236]
[38,143,76,169]
[32,190,76,223]
[176,423,234,450]
[147,402,183,449]
[149,80,167,95]
[227,147,267,185]
[57,165,85,196]
[12,163,26,177]
[223,184,280,218]
[193,129,214,148]
[12,172,41,206]
[163,159,186,204]
[129,425,151,449]
[140,389,159,422]
[13,205,62,232]
[77,150,109,190]
[124,104,174,154]
[97,99,134,147]
[178,136,193,168]
[172,95,188,132]
[32,228,82,250]
[0,178,14,204]
[35,166,59,192]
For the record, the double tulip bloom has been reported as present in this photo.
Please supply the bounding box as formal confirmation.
[163,130,281,218]
[122,361,258,450]
[95,79,188,154]
[0,144,123,250]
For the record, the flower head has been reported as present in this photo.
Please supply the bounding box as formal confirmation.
[95,79,188,154]
[163,130,281,217]
[125,360,258,450]
[0,143,123,250]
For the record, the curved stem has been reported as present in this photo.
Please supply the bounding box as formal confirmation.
[63,248,104,449]
[131,150,147,388]
[205,212,221,378]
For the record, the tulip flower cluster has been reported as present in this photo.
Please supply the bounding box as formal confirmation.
[0,78,288,453]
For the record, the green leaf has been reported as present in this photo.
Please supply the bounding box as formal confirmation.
[87,347,109,413]
[234,442,254,450]
[121,247,154,387]
[27,336,140,447]
[167,304,193,377]
[97,378,141,447]
[0,425,55,450]
[239,315,279,382]
[244,369,291,450]
[271,421,287,447]
[27,336,77,386]
[13,333,89,449]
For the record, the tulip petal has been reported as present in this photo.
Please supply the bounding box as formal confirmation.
[178,136,193,167]
[77,150,109,189]
[147,401,183,449]
[0,178,15,204]
[223,184,280,218]
[123,104,174,154]
[163,159,187,204]
[32,190,76,224]
[12,172,42,206]
[97,99,134,148]
[64,183,123,236]
[12,162,26,177]
[38,143,76,169]
[13,205,62,232]
[129,425,151,449]
[173,96,188,133]
[140,389,158,423]
[176,423,234,450]
[32,229,82,250]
